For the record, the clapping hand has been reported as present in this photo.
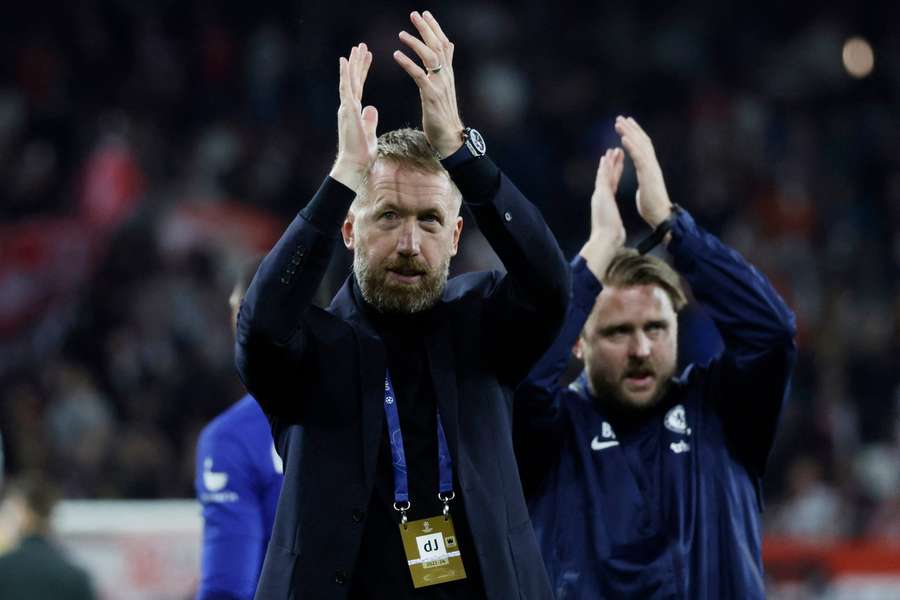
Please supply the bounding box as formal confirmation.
[615,116,673,229]
[329,43,378,192]
[579,148,626,281]
[393,11,465,159]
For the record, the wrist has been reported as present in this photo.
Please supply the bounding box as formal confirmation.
[432,136,464,160]
[329,159,370,192]
[636,204,681,255]
[579,237,620,281]
[645,206,674,229]
[430,124,465,159]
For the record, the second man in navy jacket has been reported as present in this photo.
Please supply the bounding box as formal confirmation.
[515,117,797,599]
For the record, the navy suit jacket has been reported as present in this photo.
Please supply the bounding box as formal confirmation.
[236,156,568,600]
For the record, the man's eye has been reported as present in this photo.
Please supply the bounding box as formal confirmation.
[381,211,398,220]
[420,214,439,223]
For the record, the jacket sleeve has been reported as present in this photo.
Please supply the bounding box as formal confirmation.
[668,209,798,476]
[450,156,570,386]
[235,176,355,421]
[513,256,601,493]
[195,428,266,600]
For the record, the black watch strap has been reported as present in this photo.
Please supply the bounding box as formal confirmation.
[439,127,486,170]
[636,205,681,255]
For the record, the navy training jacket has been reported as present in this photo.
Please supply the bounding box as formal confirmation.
[515,209,797,599]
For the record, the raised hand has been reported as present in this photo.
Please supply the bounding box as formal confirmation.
[615,116,673,229]
[580,148,627,281]
[393,11,464,158]
[329,43,378,192]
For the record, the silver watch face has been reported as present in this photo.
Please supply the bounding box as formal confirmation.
[465,128,487,156]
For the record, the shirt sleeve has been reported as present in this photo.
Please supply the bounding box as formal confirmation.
[517,255,602,403]
[195,428,267,600]
[668,209,798,476]
[235,176,356,423]
[449,155,571,386]
[513,256,601,493]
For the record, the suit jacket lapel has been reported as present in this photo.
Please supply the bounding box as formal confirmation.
[356,323,386,492]
[331,277,386,492]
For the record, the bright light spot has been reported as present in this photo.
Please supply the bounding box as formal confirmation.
[842,37,874,79]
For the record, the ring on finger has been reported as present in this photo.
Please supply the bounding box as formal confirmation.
[427,63,443,74]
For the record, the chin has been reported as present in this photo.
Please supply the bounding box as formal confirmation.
[621,392,661,410]
[605,383,666,414]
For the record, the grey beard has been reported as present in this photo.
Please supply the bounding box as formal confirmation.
[353,251,450,314]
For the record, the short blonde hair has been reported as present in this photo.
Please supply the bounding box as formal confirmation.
[352,128,460,212]
[376,128,445,173]
[604,248,687,311]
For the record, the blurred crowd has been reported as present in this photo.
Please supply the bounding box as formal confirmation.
[0,0,898,546]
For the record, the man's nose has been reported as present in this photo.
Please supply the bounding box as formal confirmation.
[396,219,420,256]
[629,331,652,358]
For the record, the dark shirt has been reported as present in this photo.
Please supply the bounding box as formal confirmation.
[350,281,487,599]
[0,534,96,600]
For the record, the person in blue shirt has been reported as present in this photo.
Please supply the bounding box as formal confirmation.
[194,261,285,600]
[515,116,797,599]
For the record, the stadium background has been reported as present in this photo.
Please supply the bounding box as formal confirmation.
[0,0,897,598]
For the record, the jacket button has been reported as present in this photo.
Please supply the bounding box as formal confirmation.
[352,509,365,523]
[504,211,512,222]
[334,569,347,584]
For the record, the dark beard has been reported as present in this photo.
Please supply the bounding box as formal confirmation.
[588,361,676,418]
[591,376,671,418]
[354,251,450,314]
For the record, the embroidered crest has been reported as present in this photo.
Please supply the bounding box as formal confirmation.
[664,404,690,435]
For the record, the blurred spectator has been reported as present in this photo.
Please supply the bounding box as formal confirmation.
[0,472,97,600]
[770,457,849,540]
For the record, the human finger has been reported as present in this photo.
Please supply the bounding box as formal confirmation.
[362,105,379,140]
[410,11,443,56]
[392,49,429,86]
[627,117,654,146]
[353,45,372,100]
[347,45,361,100]
[609,148,625,191]
[338,57,353,106]
[399,30,441,70]
[421,11,452,49]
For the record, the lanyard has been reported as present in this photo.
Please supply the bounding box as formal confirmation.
[384,370,454,525]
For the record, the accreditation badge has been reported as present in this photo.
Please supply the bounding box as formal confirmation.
[399,514,467,588]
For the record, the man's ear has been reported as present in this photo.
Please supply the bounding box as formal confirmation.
[573,337,584,360]
[449,216,463,257]
[342,211,355,250]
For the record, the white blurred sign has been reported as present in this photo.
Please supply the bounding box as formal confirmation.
[53,500,200,600]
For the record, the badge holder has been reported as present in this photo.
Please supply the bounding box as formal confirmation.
[384,370,468,588]
[397,494,467,588]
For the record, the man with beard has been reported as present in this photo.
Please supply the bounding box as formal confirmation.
[514,117,797,599]
[236,11,567,600]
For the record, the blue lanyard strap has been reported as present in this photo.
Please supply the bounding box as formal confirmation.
[383,370,454,513]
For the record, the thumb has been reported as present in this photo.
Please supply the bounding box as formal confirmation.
[362,105,378,139]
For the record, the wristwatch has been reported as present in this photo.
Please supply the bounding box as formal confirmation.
[439,127,486,170]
